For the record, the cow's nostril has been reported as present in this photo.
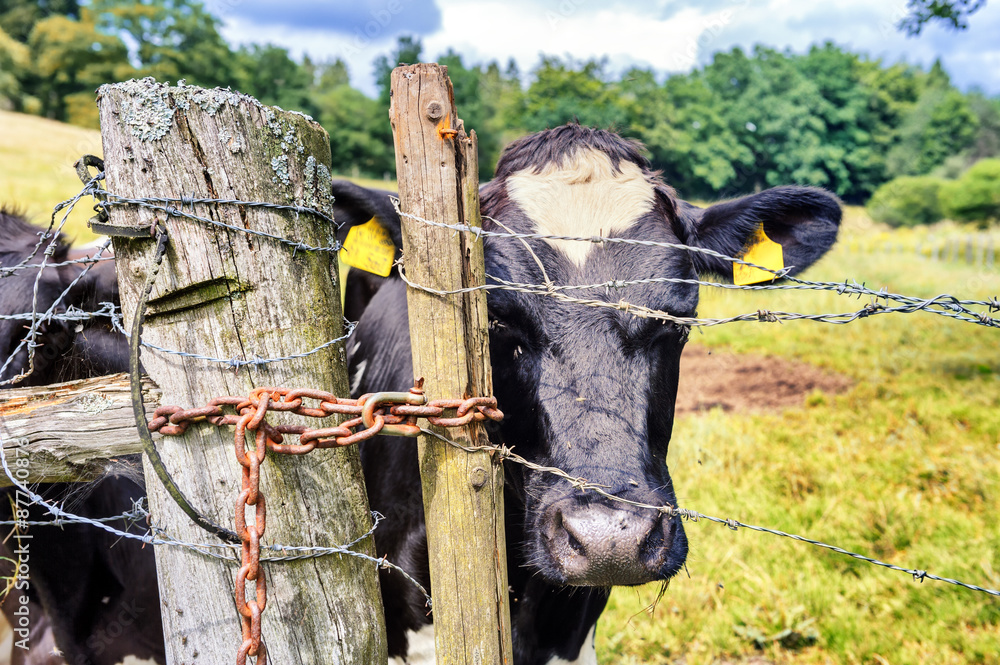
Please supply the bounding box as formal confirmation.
[566,530,585,556]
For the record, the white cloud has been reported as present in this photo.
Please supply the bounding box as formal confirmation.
[217,0,1000,96]
[422,1,727,77]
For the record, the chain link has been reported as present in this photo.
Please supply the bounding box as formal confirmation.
[148,379,502,665]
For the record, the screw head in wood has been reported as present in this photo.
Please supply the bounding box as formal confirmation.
[426,101,444,121]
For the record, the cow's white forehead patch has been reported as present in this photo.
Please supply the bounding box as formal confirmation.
[506,148,656,267]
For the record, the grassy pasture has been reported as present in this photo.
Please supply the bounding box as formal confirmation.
[0,111,392,245]
[2,110,998,664]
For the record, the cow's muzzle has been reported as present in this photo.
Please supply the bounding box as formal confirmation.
[541,497,686,586]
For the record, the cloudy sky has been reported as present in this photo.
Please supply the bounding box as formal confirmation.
[211,0,1000,97]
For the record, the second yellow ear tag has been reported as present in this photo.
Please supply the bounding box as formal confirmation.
[340,218,396,277]
[733,223,784,285]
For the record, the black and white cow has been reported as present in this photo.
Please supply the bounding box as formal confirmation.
[334,124,840,664]
[0,124,840,665]
[0,209,163,665]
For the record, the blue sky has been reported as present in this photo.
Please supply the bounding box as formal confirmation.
[210,0,1000,97]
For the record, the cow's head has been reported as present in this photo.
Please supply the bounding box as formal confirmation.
[333,124,840,589]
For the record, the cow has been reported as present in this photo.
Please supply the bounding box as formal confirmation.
[334,124,840,664]
[0,123,840,665]
[0,209,163,665]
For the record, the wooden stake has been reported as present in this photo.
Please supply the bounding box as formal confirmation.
[389,63,514,664]
[98,79,386,664]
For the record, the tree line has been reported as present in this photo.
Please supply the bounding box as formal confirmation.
[2,0,999,206]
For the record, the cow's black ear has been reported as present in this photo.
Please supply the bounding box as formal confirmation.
[331,180,403,252]
[682,186,841,281]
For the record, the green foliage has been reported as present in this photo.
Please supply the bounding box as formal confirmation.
[867,175,945,227]
[235,44,316,116]
[898,0,986,35]
[522,56,627,131]
[4,2,1000,203]
[90,0,235,88]
[0,0,79,42]
[28,8,135,122]
[0,26,28,109]
[940,158,1000,224]
[887,84,979,178]
[314,83,394,177]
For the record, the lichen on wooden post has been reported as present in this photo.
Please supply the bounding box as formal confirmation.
[97,78,386,664]
[389,63,514,665]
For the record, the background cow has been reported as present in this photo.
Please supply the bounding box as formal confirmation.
[0,209,164,665]
[0,124,840,665]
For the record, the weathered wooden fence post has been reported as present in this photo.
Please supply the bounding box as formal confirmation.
[97,79,385,664]
[389,64,514,664]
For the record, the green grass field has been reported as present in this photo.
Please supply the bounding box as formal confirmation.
[2,111,998,664]
[0,110,392,245]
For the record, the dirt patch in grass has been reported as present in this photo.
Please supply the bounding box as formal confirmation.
[676,345,852,416]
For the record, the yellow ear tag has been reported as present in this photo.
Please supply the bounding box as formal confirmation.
[733,223,784,285]
[339,218,396,277]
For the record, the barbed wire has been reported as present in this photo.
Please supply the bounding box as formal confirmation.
[0,239,112,387]
[419,428,1000,598]
[97,192,342,254]
[0,253,115,278]
[0,442,430,606]
[0,301,117,323]
[4,180,997,386]
[107,307,357,370]
[2,179,998,610]
[392,207,999,330]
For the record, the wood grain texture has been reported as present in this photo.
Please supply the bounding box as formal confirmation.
[97,79,385,664]
[389,63,514,665]
[0,373,158,486]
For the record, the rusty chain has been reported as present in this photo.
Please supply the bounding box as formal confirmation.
[147,379,502,665]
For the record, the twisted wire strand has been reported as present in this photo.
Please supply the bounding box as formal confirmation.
[0,442,430,605]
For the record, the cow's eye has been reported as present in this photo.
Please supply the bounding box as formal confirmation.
[647,321,689,350]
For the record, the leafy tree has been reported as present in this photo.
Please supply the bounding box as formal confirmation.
[0,25,28,109]
[522,56,627,131]
[965,92,1000,162]
[90,0,236,88]
[898,0,986,35]
[28,8,134,124]
[618,68,753,199]
[867,175,945,226]
[0,0,78,42]
[373,35,422,107]
[236,44,315,116]
[940,158,1000,224]
[887,86,979,177]
[315,82,395,177]
[478,58,526,170]
[313,59,350,90]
